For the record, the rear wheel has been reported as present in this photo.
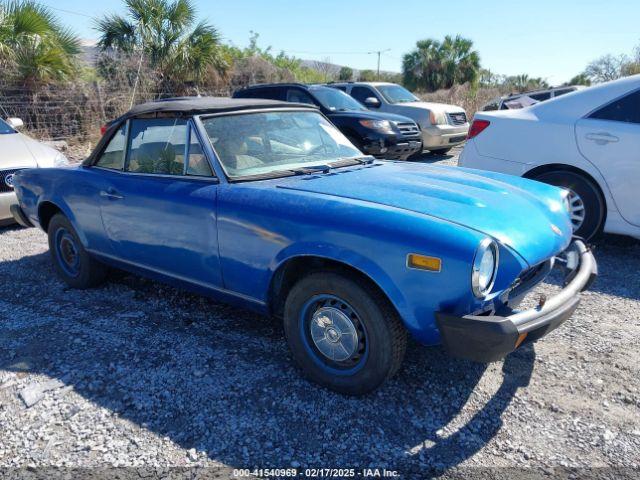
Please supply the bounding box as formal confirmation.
[48,213,107,289]
[533,170,605,240]
[283,272,406,396]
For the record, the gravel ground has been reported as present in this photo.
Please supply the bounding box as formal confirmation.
[1,147,639,479]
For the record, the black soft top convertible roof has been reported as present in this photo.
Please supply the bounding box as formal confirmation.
[84,96,317,166]
[123,96,316,119]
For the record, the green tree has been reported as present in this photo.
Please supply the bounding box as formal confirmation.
[0,0,80,86]
[338,66,353,81]
[358,69,377,81]
[566,73,591,86]
[95,0,228,93]
[402,35,480,91]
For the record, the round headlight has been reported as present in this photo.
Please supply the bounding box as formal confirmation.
[472,238,499,298]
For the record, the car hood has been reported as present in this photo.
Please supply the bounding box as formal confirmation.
[0,132,61,168]
[277,162,572,266]
[327,110,416,123]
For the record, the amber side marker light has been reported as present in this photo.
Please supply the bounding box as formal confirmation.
[515,332,528,348]
[407,254,442,272]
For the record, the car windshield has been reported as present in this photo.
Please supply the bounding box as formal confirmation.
[201,110,363,180]
[0,119,16,135]
[310,87,366,111]
[376,85,419,104]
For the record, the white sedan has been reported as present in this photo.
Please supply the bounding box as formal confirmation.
[460,75,640,241]
[1,117,69,225]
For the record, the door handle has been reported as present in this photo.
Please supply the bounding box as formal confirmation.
[585,132,619,145]
[100,188,124,200]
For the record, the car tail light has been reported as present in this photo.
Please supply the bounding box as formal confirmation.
[467,119,490,140]
[100,124,108,135]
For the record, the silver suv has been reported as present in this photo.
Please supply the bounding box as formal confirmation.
[329,82,469,154]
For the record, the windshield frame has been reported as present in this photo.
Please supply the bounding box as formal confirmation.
[376,84,419,104]
[195,107,365,183]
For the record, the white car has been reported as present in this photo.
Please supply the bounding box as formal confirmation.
[481,85,585,111]
[329,82,469,154]
[0,117,69,225]
[460,75,640,241]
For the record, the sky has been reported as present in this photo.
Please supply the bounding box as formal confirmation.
[41,0,640,85]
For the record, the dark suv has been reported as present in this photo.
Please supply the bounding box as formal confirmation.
[233,83,422,160]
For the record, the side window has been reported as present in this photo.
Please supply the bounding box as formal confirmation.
[186,127,214,177]
[351,86,376,104]
[529,92,552,101]
[126,118,188,175]
[589,91,640,124]
[552,88,574,97]
[332,85,347,92]
[96,124,126,170]
[286,89,315,105]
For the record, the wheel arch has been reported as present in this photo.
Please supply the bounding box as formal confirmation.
[37,200,89,247]
[38,201,64,232]
[267,255,403,322]
[523,163,607,208]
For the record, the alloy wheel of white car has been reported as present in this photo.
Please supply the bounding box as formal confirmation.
[567,189,586,232]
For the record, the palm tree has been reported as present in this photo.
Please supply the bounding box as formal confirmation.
[402,35,480,91]
[95,0,228,94]
[0,0,80,86]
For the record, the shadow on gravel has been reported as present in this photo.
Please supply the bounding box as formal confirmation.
[408,149,458,165]
[2,247,534,474]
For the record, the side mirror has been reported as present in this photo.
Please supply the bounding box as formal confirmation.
[364,97,380,108]
[7,117,24,129]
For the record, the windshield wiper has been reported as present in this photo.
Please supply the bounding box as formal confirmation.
[290,164,332,175]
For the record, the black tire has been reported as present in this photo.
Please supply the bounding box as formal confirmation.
[533,170,605,241]
[283,272,407,395]
[48,213,107,289]
[428,147,451,155]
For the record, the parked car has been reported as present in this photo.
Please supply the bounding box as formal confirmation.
[328,82,469,155]
[481,86,585,111]
[0,117,69,226]
[11,97,596,395]
[460,75,640,241]
[233,83,422,160]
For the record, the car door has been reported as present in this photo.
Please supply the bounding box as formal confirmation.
[98,117,223,287]
[575,89,640,226]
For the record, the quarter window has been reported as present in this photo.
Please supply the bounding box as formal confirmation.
[96,124,127,170]
[589,91,640,124]
[126,118,188,175]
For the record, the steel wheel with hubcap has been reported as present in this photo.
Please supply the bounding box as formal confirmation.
[284,271,407,395]
[48,213,107,289]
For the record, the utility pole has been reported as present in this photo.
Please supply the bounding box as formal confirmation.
[368,49,391,79]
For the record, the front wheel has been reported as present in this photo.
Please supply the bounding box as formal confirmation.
[48,213,107,289]
[533,171,605,241]
[283,272,407,395]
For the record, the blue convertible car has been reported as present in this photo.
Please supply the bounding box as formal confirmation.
[10,97,597,395]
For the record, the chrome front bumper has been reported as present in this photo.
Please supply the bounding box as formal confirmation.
[436,240,597,362]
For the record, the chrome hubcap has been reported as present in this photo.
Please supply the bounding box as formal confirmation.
[568,190,586,231]
[310,307,358,362]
